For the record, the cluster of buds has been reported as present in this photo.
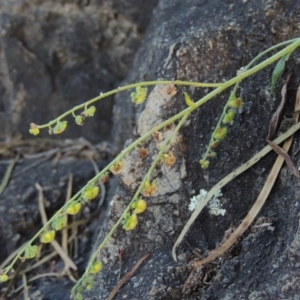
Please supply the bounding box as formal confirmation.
[75,105,97,126]
[39,184,99,245]
[200,95,243,169]
[130,86,148,104]
[122,198,147,231]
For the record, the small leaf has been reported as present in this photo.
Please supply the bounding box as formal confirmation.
[184,92,196,107]
[271,53,291,98]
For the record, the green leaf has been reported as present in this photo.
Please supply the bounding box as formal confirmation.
[271,53,290,97]
[184,92,196,107]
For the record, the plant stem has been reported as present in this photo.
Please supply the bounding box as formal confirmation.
[71,111,191,296]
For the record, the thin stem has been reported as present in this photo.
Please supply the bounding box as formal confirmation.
[36,81,222,129]
[71,111,191,296]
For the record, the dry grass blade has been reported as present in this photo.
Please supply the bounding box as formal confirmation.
[193,84,300,268]
[106,253,151,300]
[0,154,20,196]
[36,183,77,270]
[266,75,299,177]
[267,141,299,177]
[267,74,290,140]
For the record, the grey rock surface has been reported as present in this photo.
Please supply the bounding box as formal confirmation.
[0,0,157,143]
[2,0,300,299]
[91,0,300,299]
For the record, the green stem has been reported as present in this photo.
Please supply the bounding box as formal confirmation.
[71,111,191,296]
[36,81,222,129]
[6,38,300,278]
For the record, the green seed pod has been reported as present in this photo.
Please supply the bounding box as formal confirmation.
[213,127,228,140]
[53,121,67,134]
[75,115,84,125]
[228,97,243,108]
[222,109,235,124]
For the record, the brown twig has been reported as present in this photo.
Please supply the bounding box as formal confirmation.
[106,253,151,300]
[266,75,299,177]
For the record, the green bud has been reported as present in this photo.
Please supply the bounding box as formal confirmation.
[24,245,38,259]
[213,127,228,140]
[53,121,67,134]
[222,109,235,124]
[75,115,84,125]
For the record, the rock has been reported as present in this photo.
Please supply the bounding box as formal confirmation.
[0,0,157,143]
[89,0,300,299]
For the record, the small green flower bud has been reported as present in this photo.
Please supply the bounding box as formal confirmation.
[52,214,67,231]
[123,213,138,231]
[82,186,99,201]
[29,123,40,135]
[199,159,209,169]
[213,127,228,140]
[89,261,102,274]
[0,274,8,282]
[53,121,67,134]
[75,115,84,125]
[228,97,243,108]
[40,230,55,243]
[132,199,147,214]
[24,245,38,259]
[208,151,217,158]
[222,109,235,124]
[75,293,83,300]
[130,86,148,104]
[82,106,96,117]
[66,203,81,215]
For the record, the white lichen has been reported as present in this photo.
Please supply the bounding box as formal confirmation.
[189,189,226,216]
[189,189,207,211]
